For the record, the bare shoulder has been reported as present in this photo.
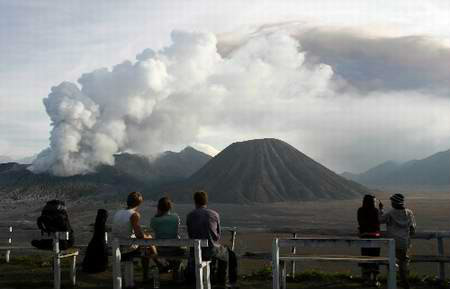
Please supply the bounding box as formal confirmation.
[130,210,140,221]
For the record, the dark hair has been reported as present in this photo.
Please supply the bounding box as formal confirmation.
[194,191,208,206]
[156,197,172,216]
[127,192,143,208]
[362,194,375,209]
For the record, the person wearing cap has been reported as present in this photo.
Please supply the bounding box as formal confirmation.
[379,193,416,289]
[357,194,381,287]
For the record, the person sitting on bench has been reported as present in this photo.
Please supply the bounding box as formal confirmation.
[186,191,238,288]
[150,197,186,273]
[112,191,156,282]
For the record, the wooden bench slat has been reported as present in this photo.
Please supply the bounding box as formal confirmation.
[58,252,79,259]
[125,239,209,247]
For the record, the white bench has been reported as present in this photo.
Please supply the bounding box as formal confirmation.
[0,229,78,289]
[112,238,211,289]
[272,237,397,289]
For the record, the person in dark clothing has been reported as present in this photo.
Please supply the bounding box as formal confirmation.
[82,209,109,273]
[186,191,238,288]
[357,194,381,287]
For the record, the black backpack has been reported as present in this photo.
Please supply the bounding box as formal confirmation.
[37,200,72,233]
[32,200,74,250]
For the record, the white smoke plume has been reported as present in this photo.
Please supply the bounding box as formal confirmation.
[30,25,450,176]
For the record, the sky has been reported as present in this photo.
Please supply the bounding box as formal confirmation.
[1,0,450,174]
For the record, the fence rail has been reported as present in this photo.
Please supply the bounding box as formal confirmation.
[2,225,450,287]
[273,237,397,289]
[265,229,450,281]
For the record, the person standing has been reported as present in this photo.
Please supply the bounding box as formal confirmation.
[379,193,416,289]
[186,191,238,288]
[357,194,381,287]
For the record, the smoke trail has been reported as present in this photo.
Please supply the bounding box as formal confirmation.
[30,25,450,175]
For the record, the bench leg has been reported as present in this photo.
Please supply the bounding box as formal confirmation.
[281,261,287,289]
[194,262,204,289]
[194,240,204,289]
[124,261,134,288]
[203,262,211,289]
[112,240,122,289]
[152,266,160,289]
[70,255,77,286]
[54,255,61,289]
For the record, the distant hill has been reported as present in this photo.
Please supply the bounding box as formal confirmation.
[170,138,370,203]
[342,150,450,192]
[0,156,13,163]
[0,147,211,200]
[0,154,36,164]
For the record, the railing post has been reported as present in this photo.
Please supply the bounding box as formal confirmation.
[437,235,446,280]
[291,232,297,278]
[6,226,12,263]
[387,239,397,289]
[272,238,280,289]
[112,239,122,289]
[194,240,204,289]
[53,232,61,289]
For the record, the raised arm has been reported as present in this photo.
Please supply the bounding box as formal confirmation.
[378,209,389,224]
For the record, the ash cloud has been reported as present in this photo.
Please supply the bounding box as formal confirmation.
[31,25,450,176]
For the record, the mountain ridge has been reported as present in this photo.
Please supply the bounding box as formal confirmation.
[341,149,450,191]
[0,147,212,200]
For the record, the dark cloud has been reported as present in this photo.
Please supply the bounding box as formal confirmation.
[295,29,450,96]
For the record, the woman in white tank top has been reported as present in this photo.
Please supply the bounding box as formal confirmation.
[111,192,156,281]
[112,208,139,252]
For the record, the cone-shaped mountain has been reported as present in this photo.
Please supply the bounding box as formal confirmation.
[182,138,370,203]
